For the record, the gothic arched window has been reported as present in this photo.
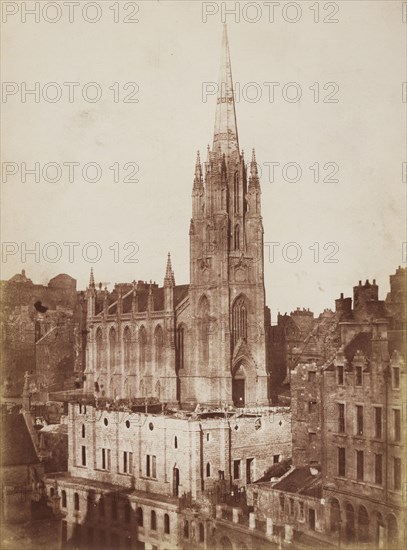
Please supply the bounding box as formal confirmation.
[199,296,210,367]
[95,328,103,370]
[232,297,247,346]
[234,172,239,213]
[234,224,240,250]
[164,513,170,534]
[154,325,164,368]
[123,327,131,370]
[109,327,116,370]
[177,325,186,371]
[139,327,147,370]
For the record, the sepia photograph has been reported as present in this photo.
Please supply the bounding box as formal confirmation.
[0,1,406,549]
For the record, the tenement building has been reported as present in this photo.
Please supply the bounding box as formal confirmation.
[83,24,270,408]
[245,269,406,549]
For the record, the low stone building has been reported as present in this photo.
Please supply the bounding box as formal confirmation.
[43,401,291,549]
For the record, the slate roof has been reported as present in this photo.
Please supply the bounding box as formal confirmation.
[1,413,39,466]
[273,466,321,495]
[95,284,189,316]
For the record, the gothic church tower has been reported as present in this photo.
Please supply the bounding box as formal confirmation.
[183,25,269,406]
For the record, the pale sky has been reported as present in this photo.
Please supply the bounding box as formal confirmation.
[1,0,405,320]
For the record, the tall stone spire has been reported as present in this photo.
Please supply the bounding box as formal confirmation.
[213,24,239,157]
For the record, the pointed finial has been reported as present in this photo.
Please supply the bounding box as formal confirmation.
[250,148,258,178]
[194,150,202,184]
[89,267,95,289]
[164,253,175,287]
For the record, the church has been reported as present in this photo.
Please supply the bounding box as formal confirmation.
[84,26,270,407]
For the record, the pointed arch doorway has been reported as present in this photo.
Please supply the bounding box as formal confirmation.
[232,364,246,407]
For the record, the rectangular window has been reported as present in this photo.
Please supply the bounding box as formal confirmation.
[393,409,401,442]
[338,447,345,477]
[123,451,133,474]
[308,401,317,414]
[308,372,316,382]
[233,459,241,479]
[393,367,400,389]
[356,450,364,481]
[146,455,156,478]
[102,448,111,471]
[309,432,316,443]
[337,365,344,385]
[356,405,364,436]
[374,454,383,485]
[338,403,345,433]
[355,366,363,386]
[81,445,86,466]
[273,454,280,464]
[374,407,382,439]
[394,458,401,490]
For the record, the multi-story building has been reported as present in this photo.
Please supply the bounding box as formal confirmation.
[83,24,270,408]
[44,402,290,549]
[246,269,406,549]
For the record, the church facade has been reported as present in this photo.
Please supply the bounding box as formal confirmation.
[84,26,270,407]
